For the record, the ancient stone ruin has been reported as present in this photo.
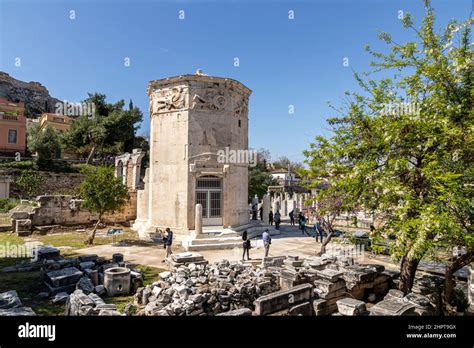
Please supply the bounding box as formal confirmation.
[0,245,454,316]
[1,245,144,316]
[123,253,439,316]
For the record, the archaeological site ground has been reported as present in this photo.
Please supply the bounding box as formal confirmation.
[0,0,472,346]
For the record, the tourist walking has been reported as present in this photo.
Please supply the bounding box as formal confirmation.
[299,212,309,236]
[315,220,324,243]
[274,210,281,230]
[269,211,274,225]
[259,206,263,221]
[262,229,272,257]
[242,230,251,261]
[252,203,258,220]
[162,228,173,262]
[289,210,295,225]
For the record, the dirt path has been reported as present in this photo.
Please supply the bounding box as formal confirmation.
[74,225,400,270]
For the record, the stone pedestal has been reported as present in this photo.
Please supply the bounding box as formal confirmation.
[281,199,288,217]
[262,194,270,225]
[195,204,203,235]
[104,267,131,296]
[273,199,280,214]
[298,195,304,211]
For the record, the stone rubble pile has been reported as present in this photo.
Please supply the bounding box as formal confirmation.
[339,264,395,302]
[37,249,143,302]
[256,253,398,316]
[369,289,434,316]
[0,244,451,316]
[1,245,62,273]
[134,259,279,316]
[336,298,368,316]
[253,283,314,316]
[65,289,123,316]
[0,246,144,316]
[410,273,444,315]
[0,290,36,316]
[312,269,347,315]
[38,250,142,298]
[129,251,402,316]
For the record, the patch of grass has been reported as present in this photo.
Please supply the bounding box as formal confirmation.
[31,228,139,249]
[104,295,133,312]
[0,232,25,246]
[0,234,27,268]
[0,160,37,170]
[0,159,89,174]
[0,257,29,269]
[136,265,165,286]
[0,258,64,316]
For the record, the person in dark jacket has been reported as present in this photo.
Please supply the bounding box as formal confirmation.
[299,212,309,236]
[269,211,274,225]
[289,210,295,225]
[315,220,324,243]
[242,230,251,261]
[274,210,281,230]
[252,203,257,220]
[162,228,173,262]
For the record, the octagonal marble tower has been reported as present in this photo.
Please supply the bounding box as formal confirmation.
[133,73,252,239]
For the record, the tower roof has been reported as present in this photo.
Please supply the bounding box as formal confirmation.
[148,74,252,96]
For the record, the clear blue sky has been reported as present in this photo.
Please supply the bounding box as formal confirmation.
[0,0,471,162]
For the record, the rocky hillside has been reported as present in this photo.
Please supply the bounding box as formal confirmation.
[0,71,61,117]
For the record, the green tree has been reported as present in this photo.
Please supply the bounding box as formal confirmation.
[248,148,276,201]
[62,93,143,163]
[80,166,129,244]
[302,1,473,299]
[27,124,61,163]
[272,155,304,173]
[15,169,45,199]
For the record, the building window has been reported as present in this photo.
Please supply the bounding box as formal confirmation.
[238,119,241,128]
[8,129,17,144]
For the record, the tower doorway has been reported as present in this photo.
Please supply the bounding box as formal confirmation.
[196,176,223,226]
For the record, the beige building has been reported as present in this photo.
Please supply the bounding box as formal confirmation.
[39,113,72,133]
[133,73,252,239]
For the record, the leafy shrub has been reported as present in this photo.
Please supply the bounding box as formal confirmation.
[15,170,45,198]
[0,198,19,213]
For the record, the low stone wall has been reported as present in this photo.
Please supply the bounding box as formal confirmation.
[30,196,96,226]
[10,193,137,233]
[103,191,137,224]
[2,169,85,198]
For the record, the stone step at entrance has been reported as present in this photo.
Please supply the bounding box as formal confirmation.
[187,241,243,251]
[183,221,280,251]
[189,236,242,245]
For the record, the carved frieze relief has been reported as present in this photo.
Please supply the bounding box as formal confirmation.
[151,86,187,115]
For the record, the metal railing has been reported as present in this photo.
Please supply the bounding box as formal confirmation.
[0,114,20,121]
